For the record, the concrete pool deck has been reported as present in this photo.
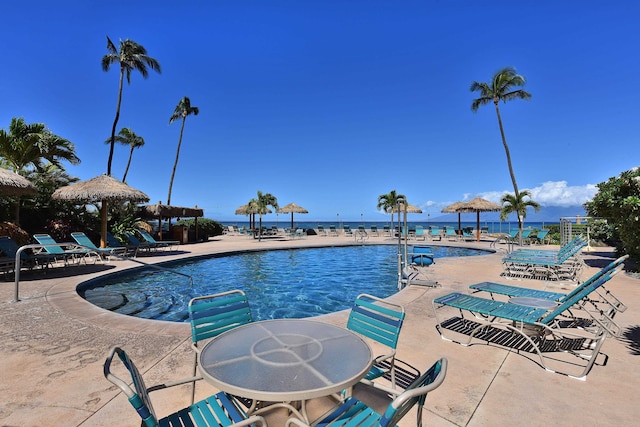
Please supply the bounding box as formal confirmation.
[1,233,639,426]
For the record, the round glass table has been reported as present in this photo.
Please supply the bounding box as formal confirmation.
[198,319,373,402]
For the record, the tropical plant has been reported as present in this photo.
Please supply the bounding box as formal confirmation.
[470,67,531,198]
[585,167,640,268]
[253,191,278,240]
[176,218,223,239]
[377,190,405,232]
[500,190,541,235]
[0,118,79,224]
[102,36,160,176]
[104,127,145,182]
[167,96,199,205]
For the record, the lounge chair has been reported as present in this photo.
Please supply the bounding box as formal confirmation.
[33,233,98,265]
[414,225,426,241]
[533,229,550,245]
[328,225,339,236]
[370,225,379,236]
[0,236,59,270]
[433,266,623,379]
[428,227,441,241]
[317,225,328,236]
[347,294,406,393]
[383,225,391,237]
[138,229,179,251]
[470,255,629,317]
[71,232,129,260]
[104,346,265,427]
[286,357,447,427]
[188,290,253,404]
[343,225,353,236]
[444,228,459,241]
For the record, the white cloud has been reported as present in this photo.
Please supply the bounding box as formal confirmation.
[527,181,597,207]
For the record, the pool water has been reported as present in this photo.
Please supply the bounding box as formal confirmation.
[79,245,488,322]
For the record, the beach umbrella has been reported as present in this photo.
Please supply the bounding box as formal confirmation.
[235,203,271,230]
[441,201,464,232]
[456,197,501,241]
[0,168,37,196]
[277,202,308,229]
[52,174,149,248]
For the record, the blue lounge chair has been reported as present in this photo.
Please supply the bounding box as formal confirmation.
[188,290,253,404]
[428,227,441,241]
[286,357,447,427]
[414,225,426,241]
[104,346,265,427]
[0,236,57,270]
[347,293,405,392]
[433,266,623,379]
[533,229,550,245]
[71,232,129,260]
[138,229,179,251]
[33,233,98,265]
[444,228,459,241]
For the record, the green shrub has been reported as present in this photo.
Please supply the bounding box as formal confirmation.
[176,218,223,238]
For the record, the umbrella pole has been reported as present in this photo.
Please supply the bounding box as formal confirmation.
[101,200,108,248]
[476,211,480,242]
[291,212,294,229]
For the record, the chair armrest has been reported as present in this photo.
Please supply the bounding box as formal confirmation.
[286,417,310,427]
[147,375,203,393]
[232,415,267,427]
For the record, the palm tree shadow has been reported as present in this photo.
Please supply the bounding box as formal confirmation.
[621,326,640,356]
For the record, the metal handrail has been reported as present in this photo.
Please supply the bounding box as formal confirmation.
[13,242,193,302]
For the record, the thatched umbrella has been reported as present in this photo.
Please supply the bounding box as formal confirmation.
[0,168,37,225]
[456,197,501,241]
[235,203,272,230]
[52,174,149,248]
[441,201,464,232]
[277,202,308,229]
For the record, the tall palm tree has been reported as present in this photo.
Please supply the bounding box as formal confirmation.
[102,36,160,176]
[105,127,145,182]
[500,190,540,244]
[470,67,531,198]
[0,117,79,224]
[377,190,405,232]
[167,96,199,205]
[254,191,278,240]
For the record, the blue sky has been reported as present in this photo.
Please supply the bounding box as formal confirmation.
[1,1,638,222]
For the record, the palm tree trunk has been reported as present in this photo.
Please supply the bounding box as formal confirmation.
[167,116,186,205]
[107,69,125,176]
[122,146,134,182]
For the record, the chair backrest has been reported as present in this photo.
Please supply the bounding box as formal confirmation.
[371,225,378,232]
[138,229,157,243]
[71,232,99,250]
[103,346,158,427]
[347,293,405,351]
[125,232,144,246]
[106,232,125,248]
[188,290,253,345]
[559,255,628,303]
[379,357,448,427]
[33,234,65,254]
[0,236,20,257]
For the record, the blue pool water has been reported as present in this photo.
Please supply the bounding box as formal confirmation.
[79,245,489,322]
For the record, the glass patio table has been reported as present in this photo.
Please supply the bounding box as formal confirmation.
[198,318,372,418]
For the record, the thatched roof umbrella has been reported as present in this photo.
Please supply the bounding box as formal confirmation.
[277,202,308,229]
[0,168,37,225]
[441,201,464,232]
[235,203,271,230]
[52,174,149,248]
[456,197,501,241]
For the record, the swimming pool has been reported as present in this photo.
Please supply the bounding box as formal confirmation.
[79,245,489,322]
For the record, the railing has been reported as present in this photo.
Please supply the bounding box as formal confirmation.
[13,242,193,303]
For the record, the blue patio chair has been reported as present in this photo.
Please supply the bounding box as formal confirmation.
[71,232,128,260]
[103,346,266,427]
[138,229,180,251]
[414,225,425,241]
[188,290,253,404]
[0,236,57,270]
[533,229,550,245]
[444,228,459,241]
[285,357,447,427]
[33,233,97,265]
[347,294,405,392]
[428,227,441,241]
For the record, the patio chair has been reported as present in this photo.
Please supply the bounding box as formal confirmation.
[103,346,266,427]
[286,357,447,427]
[382,225,391,237]
[328,225,339,236]
[533,229,550,245]
[0,236,58,270]
[317,225,328,236]
[107,232,143,257]
[347,294,406,392]
[414,225,426,241]
[138,229,179,251]
[33,233,98,266]
[370,225,379,236]
[444,228,458,241]
[428,227,441,241]
[433,266,623,379]
[71,232,129,261]
[188,290,253,404]
[343,225,353,236]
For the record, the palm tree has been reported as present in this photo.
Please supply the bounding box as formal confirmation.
[500,190,540,244]
[0,117,79,224]
[105,127,145,182]
[167,96,199,205]
[102,36,160,176]
[470,67,531,198]
[377,190,405,232]
[254,191,278,240]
